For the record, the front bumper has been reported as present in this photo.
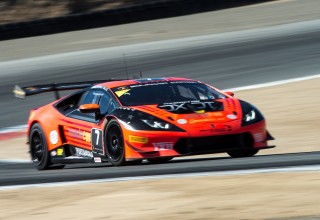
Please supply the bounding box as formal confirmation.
[124,120,274,159]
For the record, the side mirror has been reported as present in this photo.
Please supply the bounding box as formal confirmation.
[225,91,234,97]
[79,104,100,114]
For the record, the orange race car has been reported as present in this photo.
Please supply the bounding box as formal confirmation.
[14,77,275,170]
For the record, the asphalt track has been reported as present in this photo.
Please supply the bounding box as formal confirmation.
[1,152,320,187]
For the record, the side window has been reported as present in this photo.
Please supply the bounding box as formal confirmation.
[99,93,111,115]
[80,90,103,105]
[99,92,119,115]
[108,100,117,113]
[55,90,87,114]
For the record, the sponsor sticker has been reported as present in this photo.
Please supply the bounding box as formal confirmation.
[75,147,93,157]
[82,131,91,143]
[153,142,174,151]
[94,157,102,163]
[68,128,91,143]
[227,114,237,119]
[50,151,57,156]
[129,135,148,144]
[68,128,83,139]
[115,89,131,97]
[177,119,187,124]
[57,148,63,156]
[189,118,216,124]
[49,130,58,145]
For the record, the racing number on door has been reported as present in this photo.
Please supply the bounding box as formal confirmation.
[91,128,103,155]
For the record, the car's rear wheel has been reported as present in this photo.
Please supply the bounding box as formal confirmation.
[147,157,174,164]
[105,119,126,166]
[227,149,259,158]
[29,123,51,170]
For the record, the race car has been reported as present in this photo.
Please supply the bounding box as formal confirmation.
[13,77,274,170]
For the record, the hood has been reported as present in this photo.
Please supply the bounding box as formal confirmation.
[132,98,243,132]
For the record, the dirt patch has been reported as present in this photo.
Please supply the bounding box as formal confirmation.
[235,77,320,155]
[0,137,28,160]
[1,171,320,219]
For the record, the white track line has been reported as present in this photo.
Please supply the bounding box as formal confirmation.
[0,165,320,191]
[227,74,320,91]
[0,159,30,164]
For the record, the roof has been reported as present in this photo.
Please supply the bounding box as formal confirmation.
[98,77,197,89]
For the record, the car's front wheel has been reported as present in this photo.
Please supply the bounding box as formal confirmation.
[105,119,126,166]
[29,123,51,170]
[227,149,259,158]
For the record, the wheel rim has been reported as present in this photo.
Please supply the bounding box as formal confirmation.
[30,130,44,165]
[107,126,123,162]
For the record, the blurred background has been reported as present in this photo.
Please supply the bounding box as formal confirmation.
[0,0,154,24]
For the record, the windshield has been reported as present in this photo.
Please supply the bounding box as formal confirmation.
[112,81,226,106]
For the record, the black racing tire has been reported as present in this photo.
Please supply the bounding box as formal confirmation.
[147,157,174,164]
[227,149,259,158]
[105,119,126,166]
[29,123,51,170]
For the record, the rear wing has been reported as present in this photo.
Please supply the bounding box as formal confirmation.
[13,79,124,100]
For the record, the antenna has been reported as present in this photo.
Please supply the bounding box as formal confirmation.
[139,71,143,79]
[123,53,129,80]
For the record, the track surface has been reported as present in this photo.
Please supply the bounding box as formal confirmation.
[1,152,320,187]
[1,19,320,128]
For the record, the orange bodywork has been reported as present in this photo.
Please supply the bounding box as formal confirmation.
[27,77,272,161]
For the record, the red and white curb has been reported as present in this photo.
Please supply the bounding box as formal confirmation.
[0,125,27,141]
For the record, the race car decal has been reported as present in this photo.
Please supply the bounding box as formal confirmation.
[189,118,220,124]
[75,147,94,158]
[115,89,130,97]
[49,130,59,145]
[153,142,174,151]
[177,119,187,124]
[199,125,232,132]
[68,128,83,139]
[158,101,224,114]
[66,127,92,144]
[82,131,91,143]
[227,114,237,119]
[129,135,148,144]
[57,148,64,156]
[91,128,104,155]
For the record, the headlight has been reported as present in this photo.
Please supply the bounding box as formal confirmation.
[244,110,256,122]
[240,100,264,126]
[142,120,171,129]
[111,108,185,132]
